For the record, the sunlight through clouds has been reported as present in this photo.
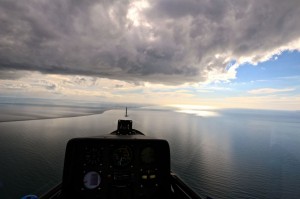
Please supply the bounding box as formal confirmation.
[0,0,300,110]
[127,0,150,27]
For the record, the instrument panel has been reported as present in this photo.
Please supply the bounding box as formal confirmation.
[62,136,171,199]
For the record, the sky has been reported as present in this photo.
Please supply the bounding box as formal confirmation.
[0,0,300,110]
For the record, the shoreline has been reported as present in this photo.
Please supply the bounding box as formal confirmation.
[0,109,111,123]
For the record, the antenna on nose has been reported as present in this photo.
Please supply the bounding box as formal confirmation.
[125,107,129,117]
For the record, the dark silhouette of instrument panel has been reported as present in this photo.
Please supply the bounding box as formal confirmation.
[62,136,171,199]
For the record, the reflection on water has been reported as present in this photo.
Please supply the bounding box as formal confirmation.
[169,104,220,117]
[116,108,300,198]
[176,109,219,117]
[0,108,300,198]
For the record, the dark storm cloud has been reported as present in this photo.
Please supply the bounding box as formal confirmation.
[0,0,300,84]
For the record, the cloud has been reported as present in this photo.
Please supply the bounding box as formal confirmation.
[34,80,57,91]
[0,70,30,80]
[248,88,295,95]
[1,72,299,110]
[0,0,300,84]
[220,95,300,110]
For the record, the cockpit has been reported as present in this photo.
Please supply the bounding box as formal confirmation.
[61,119,171,199]
[62,136,170,199]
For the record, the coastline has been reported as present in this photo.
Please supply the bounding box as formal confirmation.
[0,108,111,123]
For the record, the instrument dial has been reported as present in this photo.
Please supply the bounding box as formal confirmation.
[112,146,133,167]
[84,147,103,166]
[140,147,155,164]
[83,171,101,189]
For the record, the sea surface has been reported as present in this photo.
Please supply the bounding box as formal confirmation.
[0,105,300,198]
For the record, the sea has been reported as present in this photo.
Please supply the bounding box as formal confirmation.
[0,103,300,199]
